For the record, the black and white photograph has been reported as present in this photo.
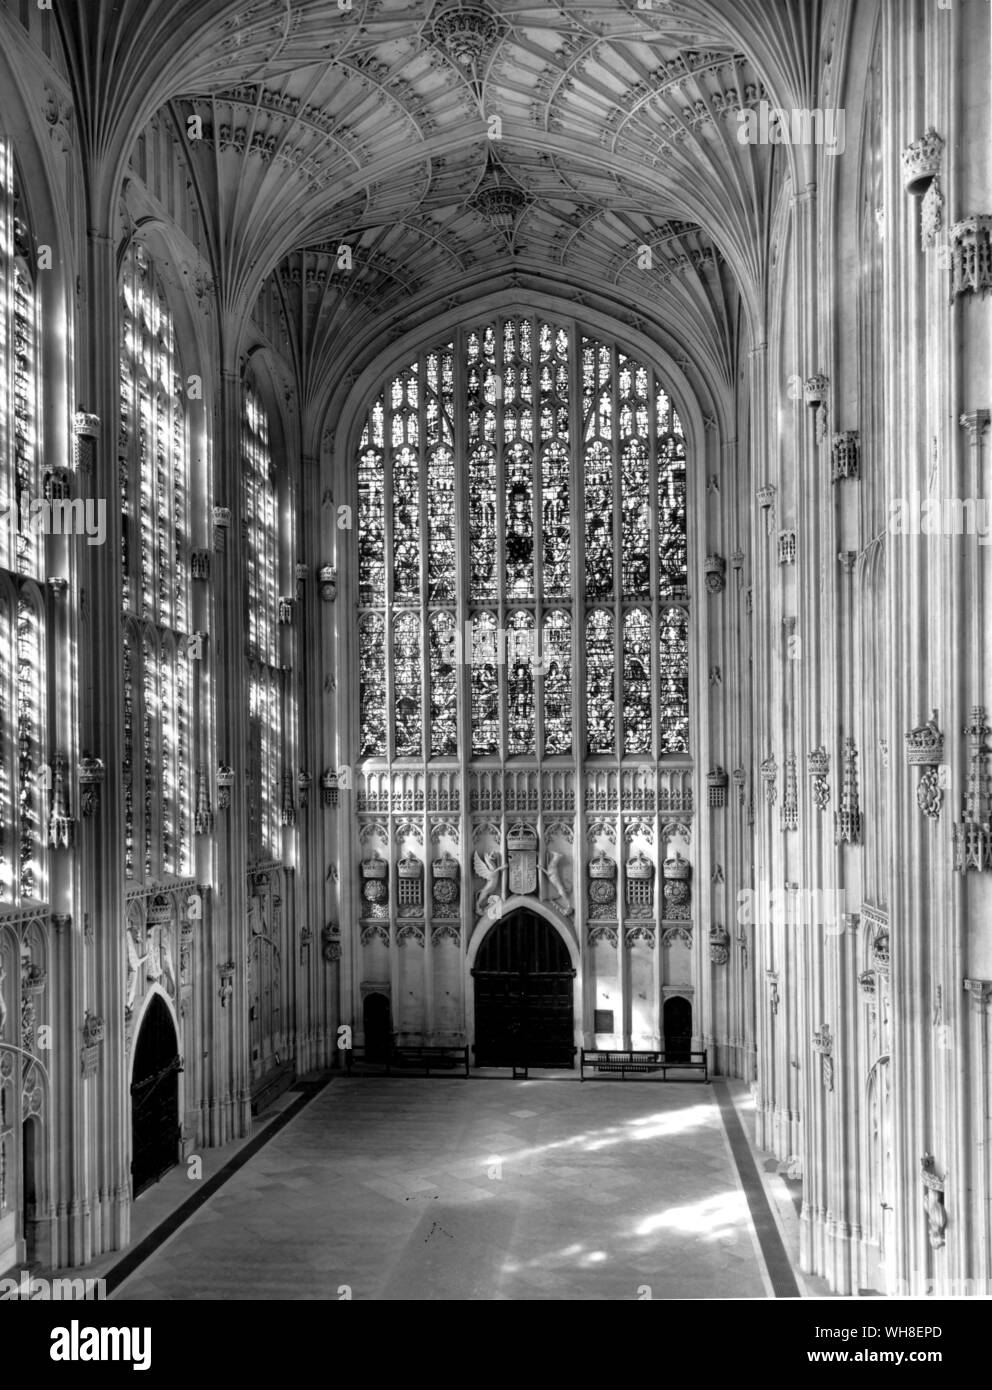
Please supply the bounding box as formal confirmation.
[0,0,988,1360]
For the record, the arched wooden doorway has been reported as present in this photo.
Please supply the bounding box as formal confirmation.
[131,994,181,1197]
[472,908,575,1068]
[663,996,692,1064]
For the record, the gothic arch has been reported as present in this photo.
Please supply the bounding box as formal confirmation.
[465,896,579,972]
[466,897,582,1069]
[330,291,715,474]
[128,982,182,1087]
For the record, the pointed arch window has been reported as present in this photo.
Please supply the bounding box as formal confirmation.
[356,316,689,764]
[0,142,42,580]
[119,240,193,879]
[242,375,287,861]
[0,141,47,905]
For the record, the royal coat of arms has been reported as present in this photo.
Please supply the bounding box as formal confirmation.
[506,822,538,896]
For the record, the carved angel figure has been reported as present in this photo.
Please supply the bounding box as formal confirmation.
[125,925,149,1012]
[539,850,570,906]
[473,850,506,914]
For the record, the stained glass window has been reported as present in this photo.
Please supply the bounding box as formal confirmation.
[16,593,43,899]
[660,606,690,754]
[242,375,287,861]
[586,609,616,755]
[471,612,500,757]
[355,317,689,765]
[429,612,458,757]
[119,240,193,880]
[0,142,47,905]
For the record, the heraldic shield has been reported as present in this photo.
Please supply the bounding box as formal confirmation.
[507,822,538,896]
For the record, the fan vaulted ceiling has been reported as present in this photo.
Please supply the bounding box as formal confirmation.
[57,0,825,396]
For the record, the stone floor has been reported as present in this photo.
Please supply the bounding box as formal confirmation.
[109,1076,792,1301]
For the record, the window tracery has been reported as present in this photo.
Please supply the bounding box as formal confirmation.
[356,316,689,765]
[242,376,287,862]
[119,240,192,879]
[0,144,46,905]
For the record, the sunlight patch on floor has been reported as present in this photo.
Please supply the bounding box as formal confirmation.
[635,1191,749,1240]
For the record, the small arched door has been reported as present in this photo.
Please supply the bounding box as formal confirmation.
[472,909,575,1068]
[363,992,392,1062]
[663,996,693,1064]
[131,994,181,1196]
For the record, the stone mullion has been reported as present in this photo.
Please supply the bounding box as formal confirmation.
[569,321,596,1048]
[452,327,473,1047]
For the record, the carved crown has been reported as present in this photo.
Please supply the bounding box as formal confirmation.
[147,893,171,925]
[433,851,459,880]
[626,850,654,880]
[362,853,388,880]
[663,852,691,882]
[707,766,729,790]
[807,746,829,778]
[397,853,423,879]
[589,851,617,880]
[73,412,101,438]
[506,821,537,851]
[905,711,944,766]
[901,129,944,196]
[78,754,105,785]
